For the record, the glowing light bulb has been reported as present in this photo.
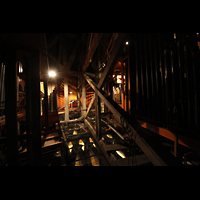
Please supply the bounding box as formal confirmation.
[49,71,56,77]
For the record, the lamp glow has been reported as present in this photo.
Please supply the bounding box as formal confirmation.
[49,71,56,77]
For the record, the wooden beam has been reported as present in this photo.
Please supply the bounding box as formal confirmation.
[84,75,167,166]
[82,76,86,117]
[84,33,127,118]
[116,154,151,166]
[138,119,200,153]
[97,33,127,89]
[5,48,19,166]
[25,57,33,165]
[31,50,42,166]
[104,144,128,152]
[47,33,61,49]
[58,36,63,64]
[64,77,69,121]
[82,33,103,73]
[95,89,101,140]
[85,94,95,117]
[66,40,80,71]
[48,52,64,71]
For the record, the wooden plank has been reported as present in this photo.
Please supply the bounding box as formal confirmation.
[104,144,128,152]
[116,154,151,166]
[66,132,91,141]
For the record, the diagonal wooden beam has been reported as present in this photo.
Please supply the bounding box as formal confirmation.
[47,33,61,49]
[85,33,127,118]
[66,40,80,71]
[97,33,127,89]
[84,75,167,166]
[48,52,64,71]
[82,33,103,73]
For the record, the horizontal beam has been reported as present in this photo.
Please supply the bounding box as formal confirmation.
[104,144,128,152]
[66,131,91,141]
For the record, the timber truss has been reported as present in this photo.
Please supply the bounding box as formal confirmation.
[61,33,169,166]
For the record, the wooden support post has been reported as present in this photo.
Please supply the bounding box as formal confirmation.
[55,80,58,111]
[44,80,49,130]
[121,61,124,109]
[95,89,101,140]
[25,57,33,165]
[50,92,53,112]
[31,51,42,166]
[5,48,19,166]
[82,76,86,118]
[127,55,131,115]
[64,77,69,121]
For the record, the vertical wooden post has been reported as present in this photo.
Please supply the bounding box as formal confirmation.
[109,80,113,119]
[44,80,49,130]
[64,77,69,121]
[125,57,129,113]
[25,57,33,165]
[128,54,131,115]
[55,79,58,111]
[95,89,101,140]
[82,76,86,118]
[121,61,124,109]
[5,48,19,166]
[31,50,42,166]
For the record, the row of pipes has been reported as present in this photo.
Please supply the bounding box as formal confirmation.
[130,33,200,139]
